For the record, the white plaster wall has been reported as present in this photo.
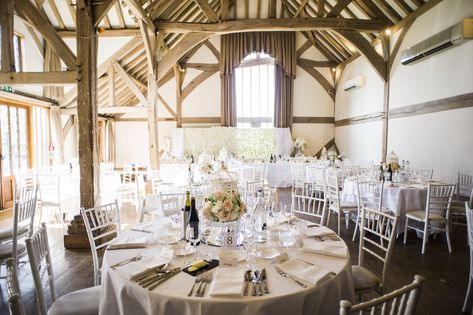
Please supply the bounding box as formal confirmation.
[387,0,473,182]
[12,18,44,96]
[114,122,150,167]
[335,121,383,163]
[334,0,473,179]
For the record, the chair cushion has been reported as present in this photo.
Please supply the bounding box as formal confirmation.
[48,286,101,315]
[0,244,26,260]
[351,265,380,292]
[406,210,445,222]
[0,224,29,242]
[340,202,358,210]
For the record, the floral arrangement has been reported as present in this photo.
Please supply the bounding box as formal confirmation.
[328,150,337,161]
[293,137,308,150]
[198,152,215,175]
[202,190,247,222]
[338,152,347,161]
[390,162,400,171]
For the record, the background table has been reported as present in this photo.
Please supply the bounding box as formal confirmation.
[99,219,354,315]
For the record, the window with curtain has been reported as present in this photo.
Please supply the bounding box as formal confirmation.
[0,104,29,176]
[32,106,50,168]
[235,52,275,128]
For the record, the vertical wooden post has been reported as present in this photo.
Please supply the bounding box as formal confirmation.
[77,0,99,209]
[0,0,14,72]
[174,65,183,128]
[382,78,390,162]
[108,68,115,107]
[147,31,160,170]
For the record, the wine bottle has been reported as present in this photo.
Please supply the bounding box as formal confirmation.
[188,196,200,244]
[379,163,384,181]
[181,191,191,240]
[388,163,393,181]
[252,188,267,243]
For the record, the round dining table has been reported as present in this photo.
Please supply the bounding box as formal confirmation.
[341,178,429,234]
[99,217,355,315]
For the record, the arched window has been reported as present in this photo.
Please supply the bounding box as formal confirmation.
[235,52,275,128]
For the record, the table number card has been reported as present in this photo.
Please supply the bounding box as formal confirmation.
[220,227,239,248]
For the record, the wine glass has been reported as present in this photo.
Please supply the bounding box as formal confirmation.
[186,226,200,260]
[272,202,282,219]
[177,238,188,266]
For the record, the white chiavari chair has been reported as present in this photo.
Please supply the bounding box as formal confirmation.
[411,168,434,181]
[291,163,308,211]
[252,161,267,181]
[292,180,327,227]
[17,168,37,190]
[26,223,101,315]
[352,179,384,241]
[139,195,162,223]
[6,258,25,315]
[325,172,358,235]
[340,275,425,315]
[463,201,473,313]
[352,206,399,296]
[403,183,455,254]
[37,174,62,224]
[81,201,121,286]
[122,164,135,184]
[360,160,374,169]
[0,187,38,277]
[159,192,185,216]
[243,179,264,208]
[117,173,144,212]
[451,173,473,227]
[191,182,211,208]
[148,170,161,195]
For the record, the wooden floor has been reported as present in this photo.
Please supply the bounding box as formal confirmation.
[0,203,469,315]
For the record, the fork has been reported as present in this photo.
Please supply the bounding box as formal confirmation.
[196,273,213,297]
[111,254,143,270]
[274,266,307,288]
[188,274,203,296]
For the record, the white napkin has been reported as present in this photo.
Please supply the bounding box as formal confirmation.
[304,226,338,238]
[270,214,297,227]
[208,267,245,297]
[301,238,347,258]
[115,255,169,280]
[279,259,332,286]
[108,234,149,250]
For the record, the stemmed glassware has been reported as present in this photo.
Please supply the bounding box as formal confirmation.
[186,227,200,260]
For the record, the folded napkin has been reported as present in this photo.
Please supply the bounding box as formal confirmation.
[279,259,332,286]
[108,234,149,250]
[270,214,297,227]
[301,238,347,258]
[208,267,245,297]
[304,226,337,238]
[115,255,169,280]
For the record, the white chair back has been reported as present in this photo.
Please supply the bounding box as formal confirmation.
[340,275,425,315]
[464,202,473,312]
[291,163,306,189]
[6,258,26,315]
[17,168,36,189]
[148,170,161,195]
[252,162,266,181]
[424,184,455,221]
[81,201,121,285]
[122,164,135,184]
[25,223,56,315]
[243,179,264,207]
[326,173,341,211]
[292,184,326,226]
[159,192,185,216]
[139,195,162,223]
[191,182,211,208]
[360,160,373,169]
[412,168,433,180]
[358,206,399,292]
[357,179,383,211]
[458,173,473,198]
[36,174,60,204]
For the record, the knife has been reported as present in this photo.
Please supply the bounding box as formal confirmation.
[256,270,264,296]
[243,270,252,296]
[251,270,259,296]
[140,269,172,287]
[148,268,181,290]
[261,268,269,294]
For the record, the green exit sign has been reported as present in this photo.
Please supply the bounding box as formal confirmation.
[0,86,13,92]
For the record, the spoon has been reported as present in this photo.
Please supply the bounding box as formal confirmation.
[243,270,252,296]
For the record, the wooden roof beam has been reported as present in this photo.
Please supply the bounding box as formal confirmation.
[15,0,76,70]
[0,71,76,85]
[93,0,118,27]
[155,17,392,33]
[327,0,355,17]
[194,0,218,22]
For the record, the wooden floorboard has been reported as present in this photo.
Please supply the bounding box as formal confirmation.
[0,204,468,315]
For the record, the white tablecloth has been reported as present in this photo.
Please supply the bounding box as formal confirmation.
[341,178,428,233]
[99,219,354,315]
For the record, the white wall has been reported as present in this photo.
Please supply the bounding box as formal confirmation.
[335,0,473,181]
[114,121,150,167]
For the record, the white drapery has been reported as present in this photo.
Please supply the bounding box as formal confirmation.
[171,127,293,159]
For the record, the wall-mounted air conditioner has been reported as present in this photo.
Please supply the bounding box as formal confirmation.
[401,18,473,65]
[342,75,365,91]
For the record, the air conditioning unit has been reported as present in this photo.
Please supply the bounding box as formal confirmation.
[342,75,365,91]
[401,18,473,65]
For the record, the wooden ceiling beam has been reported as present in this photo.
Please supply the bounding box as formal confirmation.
[393,0,413,15]
[390,0,443,33]
[181,68,218,100]
[294,0,310,18]
[220,0,229,20]
[92,0,118,26]
[157,32,213,81]
[115,2,126,28]
[15,0,76,70]
[58,28,141,38]
[298,58,337,68]
[373,0,402,22]
[193,0,218,22]
[327,0,355,17]
[298,63,335,101]
[337,30,387,81]
[317,0,326,17]
[0,71,76,85]
[112,61,150,106]
[155,17,392,33]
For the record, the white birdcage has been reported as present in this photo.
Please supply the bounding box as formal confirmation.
[209,162,239,193]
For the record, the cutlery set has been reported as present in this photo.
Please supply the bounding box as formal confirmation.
[133,265,181,290]
[188,272,213,297]
[244,269,269,296]
[110,254,143,270]
[274,266,308,288]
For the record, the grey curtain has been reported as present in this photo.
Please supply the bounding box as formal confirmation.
[220,32,296,128]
